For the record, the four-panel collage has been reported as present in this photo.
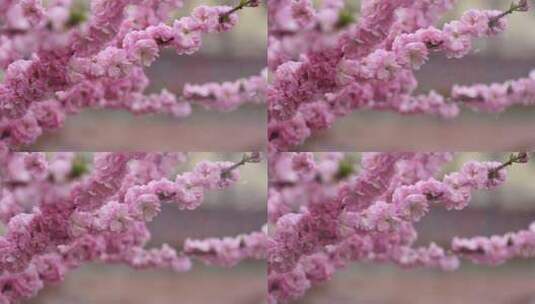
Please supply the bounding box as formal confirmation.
[2,0,535,304]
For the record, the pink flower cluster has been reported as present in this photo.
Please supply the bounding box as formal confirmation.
[452,222,535,265]
[0,0,265,150]
[183,69,268,111]
[184,229,268,267]
[0,152,266,303]
[452,71,535,112]
[267,152,532,303]
[267,0,531,151]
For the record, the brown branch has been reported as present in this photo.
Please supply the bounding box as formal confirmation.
[488,0,530,28]
[219,0,257,24]
[488,152,529,179]
[220,152,261,179]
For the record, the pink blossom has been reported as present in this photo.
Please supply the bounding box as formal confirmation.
[268,1,529,150]
[125,37,160,66]
[94,47,132,78]
[9,114,42,145]
[268,152,530,302]
[0,152,263,302]
[291,0,315,27]
[191,5,221,32]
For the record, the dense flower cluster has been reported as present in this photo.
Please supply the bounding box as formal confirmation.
[267,0,532,150]
[0,0,265,149]
[267,152,533,303]
[0,152,267,303]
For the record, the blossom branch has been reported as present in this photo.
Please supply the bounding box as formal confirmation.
[268,0,532,151]
[0,153,259,303]
[488,152,530,179]
[267,152,534,302]
[489,0,530,28]
[221,152,262,179]
[219,0,259,23]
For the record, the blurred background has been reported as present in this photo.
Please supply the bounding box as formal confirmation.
[30,1,267,152]
[26,153,267,304]
[301,0,535,151]
[294,152,535,304]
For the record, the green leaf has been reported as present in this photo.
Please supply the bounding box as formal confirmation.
[335,159,354,180]
[336,9,355,29]
[69,157,88,179]
[67,7,87,27]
